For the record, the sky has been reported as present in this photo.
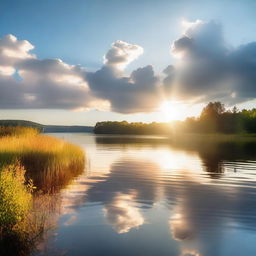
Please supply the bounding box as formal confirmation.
[1,0,256,125]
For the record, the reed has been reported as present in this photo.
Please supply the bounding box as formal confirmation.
[0,126,85,192]
[0,126,39,137]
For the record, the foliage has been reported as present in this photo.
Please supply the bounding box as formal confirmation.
[94,121,172,135]
[180,102,256,134]
[200,101,226,118]
[0,162,32,233]
[0,120,43,131]
[0,162,59,256]
[0,120,94,133]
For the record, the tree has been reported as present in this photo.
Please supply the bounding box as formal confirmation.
[232,106,238,114]
[200,102,225,119]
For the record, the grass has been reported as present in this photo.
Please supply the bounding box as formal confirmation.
[0,126,85,192]
[0,126,39,137]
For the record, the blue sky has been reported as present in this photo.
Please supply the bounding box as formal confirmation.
[1,0,256,125]
[2,0,256,70]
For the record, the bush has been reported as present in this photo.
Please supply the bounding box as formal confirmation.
[0,163,56,256]
[0,163,32,233]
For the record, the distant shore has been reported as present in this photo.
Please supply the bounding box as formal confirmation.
[0,120,94,133]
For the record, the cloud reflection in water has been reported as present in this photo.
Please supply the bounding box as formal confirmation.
[104,192,144,233]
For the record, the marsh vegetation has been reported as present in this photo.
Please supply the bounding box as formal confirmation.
[0,162,59,256]
[0,126,85,192]
[0,126,85,255]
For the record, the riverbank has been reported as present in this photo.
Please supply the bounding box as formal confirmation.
[0,127,86,255]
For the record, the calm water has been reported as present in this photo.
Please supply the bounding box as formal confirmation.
[36,133,256,256]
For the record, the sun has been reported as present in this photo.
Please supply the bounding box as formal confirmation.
[159,100,187,122]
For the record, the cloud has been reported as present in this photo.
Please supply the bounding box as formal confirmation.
[86,64,161,113]
[0,35,161,113]
[0,34,35,78]
[163,20,256,104]
[2,23,256,113]
[229,42,256,100]
[0,35,96,109]
[0,34,35,65]
[163,20,231,102]
[104,40,143,70]
[17,58,94,109]
[86,40,162,113]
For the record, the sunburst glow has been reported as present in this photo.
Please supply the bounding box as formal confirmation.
[159,101,204,122]
[159,101,185,121]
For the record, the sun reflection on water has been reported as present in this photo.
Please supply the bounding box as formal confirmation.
[36,133,256,256]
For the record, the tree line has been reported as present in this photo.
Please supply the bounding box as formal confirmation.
[94,121,172,135]
[181,102,256,133]
[94,102,256,135]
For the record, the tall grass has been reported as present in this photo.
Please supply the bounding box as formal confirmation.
[0,126,39,137]
[0,126,85,192]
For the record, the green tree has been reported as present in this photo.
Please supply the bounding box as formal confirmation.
[200,102,225,119]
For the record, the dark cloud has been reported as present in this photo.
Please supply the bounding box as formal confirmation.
[163,20,230,102]
[163,20,256,104]
[0,75,26,108]
[86,65,161,113]
[230,42,256,99]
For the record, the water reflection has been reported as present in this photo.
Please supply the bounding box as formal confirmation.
[0,193,61,256]
[104,192,144,233]
[85,160,160,207]
[35,134,256,256]
[181,250,201,256]
[171,140,256,179]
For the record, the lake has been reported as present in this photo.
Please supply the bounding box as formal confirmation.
[35,133,256,256]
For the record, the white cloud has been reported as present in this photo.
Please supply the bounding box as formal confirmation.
[0,66,15,76]
[85,40,162,113]
[0,35,96,109]
[0,34,35,65]
[0,35,161,113]
[2,22,256,113]
[104,40,143,70]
